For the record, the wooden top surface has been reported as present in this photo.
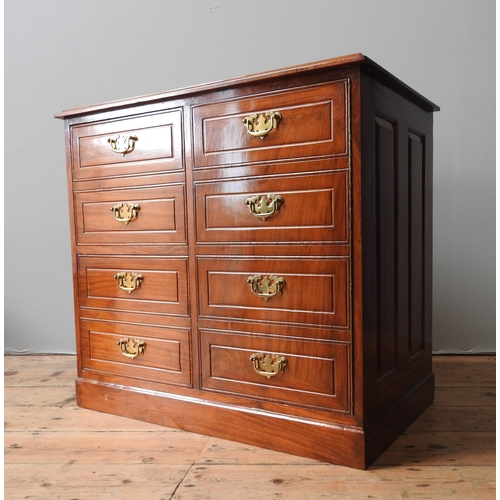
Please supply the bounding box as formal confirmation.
[55,53,439,119]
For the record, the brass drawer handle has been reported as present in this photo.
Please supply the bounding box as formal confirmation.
[114,272,143,294]
[245,194,283,221]
[107,134,138,156]
[250,352,287,379]
[110,202,140,225]
[242,111,282,140]
[247,274,285,301]
[117,338,146,359]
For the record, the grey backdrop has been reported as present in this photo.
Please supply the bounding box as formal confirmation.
[5,0,495,354]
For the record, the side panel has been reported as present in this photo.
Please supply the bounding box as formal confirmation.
[360,71,434,425]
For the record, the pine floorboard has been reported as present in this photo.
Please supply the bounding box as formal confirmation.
[4,355,496,499]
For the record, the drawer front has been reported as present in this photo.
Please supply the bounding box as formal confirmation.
[78,256,189,316]
[74,184,186,246]
[192,80,348,168]
[201,330,349,412]
[81,319,191,386]
[197,257,349,327]
[195,170,348,243]
[71,110,183,180]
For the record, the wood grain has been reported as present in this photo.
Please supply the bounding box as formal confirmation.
[55,58,440,469]
[4,355,495,499]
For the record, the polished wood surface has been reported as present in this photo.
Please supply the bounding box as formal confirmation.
[197,256,349,325]
[70,109,183,180]
[192,80,348,167]
[357,75,434,425]
[5,355,494,499]
[74,183,186,246]
[54,53,439,119]
[194,170,349,243]
[77,255,189,315]
[200,329,350,412]
[80,319,191,387]
[56,55,438,469]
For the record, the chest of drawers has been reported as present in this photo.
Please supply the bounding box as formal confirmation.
[55,54,439,469]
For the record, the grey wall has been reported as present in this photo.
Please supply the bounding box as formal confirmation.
[5,0,495,354]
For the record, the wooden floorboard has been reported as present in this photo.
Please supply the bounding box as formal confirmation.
[4,355,496,499]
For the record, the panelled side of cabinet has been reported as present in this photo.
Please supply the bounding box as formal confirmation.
[358,70,434,437]
[56,54,438,470]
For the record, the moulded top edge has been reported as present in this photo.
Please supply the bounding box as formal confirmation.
[54,53,439,119]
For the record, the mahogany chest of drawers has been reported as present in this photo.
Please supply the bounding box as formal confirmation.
[56,54,439,469]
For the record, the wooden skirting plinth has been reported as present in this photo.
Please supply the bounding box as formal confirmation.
[5,355,496,499]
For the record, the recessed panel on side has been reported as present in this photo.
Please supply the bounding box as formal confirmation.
[408,131,426,357]
[374,116,397,379]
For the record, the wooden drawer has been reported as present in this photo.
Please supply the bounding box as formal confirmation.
[195,170,348,244]
[197,256,349,327]
[81,319,191,387]
[201,330,349,412]
[71,110,183,180]
[78,256,189,316]
[74,184,186,246]
[192,80,348,168]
